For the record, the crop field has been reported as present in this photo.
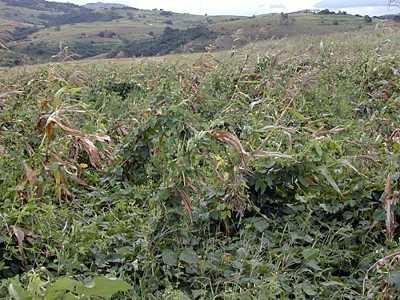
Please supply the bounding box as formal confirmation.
[1,24,400,298]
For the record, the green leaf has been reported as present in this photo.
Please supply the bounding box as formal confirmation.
[305,260,322,271]
[253,218,268,232]
[45,278,79,299]
[319,166,342,195]
[162,249,178,266]
[236,247,247,258]
[63,292,78,300]
[77,277,131,298]
[8,280,31,300]
[302,283,317,296]
[321,281,345,287]
[302,248,319,260]
[179,248,199,265]
[389,271,400,289]
[373,209,386,221]
[314,143,323,158]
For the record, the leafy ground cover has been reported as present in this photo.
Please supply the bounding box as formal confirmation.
[1,26,400,299]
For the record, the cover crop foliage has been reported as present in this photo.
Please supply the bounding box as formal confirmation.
[1,28,400,298]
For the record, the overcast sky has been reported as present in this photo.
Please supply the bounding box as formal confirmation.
[53,0,399,16]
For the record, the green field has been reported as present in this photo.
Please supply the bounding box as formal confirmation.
[1,24,400,298]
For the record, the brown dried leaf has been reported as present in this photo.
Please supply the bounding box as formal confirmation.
[68,139,80,161]
[312,127,346,138]
[52,165,73,202]
[11,226,25,250]
[212,131,249,165]
[179,191,193,221]
[114,123,129,137]
[383,175,399,240]
[10,225,28,263]
[37,114,50,132]
[44,119,55,141]
[0,145,6,156]
[47,116,84,137]
[92,134,111,143]
[390,129,400,143]
[24,163,37,186]
[0,90,23,98]
[10,226,39,247]
[78,137,102,170]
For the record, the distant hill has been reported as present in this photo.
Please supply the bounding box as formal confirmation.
[314,0,400,16]
[1,0,82,13]
[0,0,122,26]
[83,2,131,10]
[378,14,400,20]
[0,0,377,67]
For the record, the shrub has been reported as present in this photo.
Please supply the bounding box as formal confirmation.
[0,50,24,67]
[123,26,216,57]
[364,15,373,23]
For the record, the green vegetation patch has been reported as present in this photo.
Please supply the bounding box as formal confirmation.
[1,28,400,298]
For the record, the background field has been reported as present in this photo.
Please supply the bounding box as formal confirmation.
[0,0,378,66]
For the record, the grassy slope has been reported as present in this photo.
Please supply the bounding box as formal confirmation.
[21,13,369,46]
[212,13,368,37]
[1,25,400,298]
[19,12,208,45]
[0,2,57,25]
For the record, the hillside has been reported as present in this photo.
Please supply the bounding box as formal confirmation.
[0,0,377,67]
[2,24,400,298]
[83,2,130,10]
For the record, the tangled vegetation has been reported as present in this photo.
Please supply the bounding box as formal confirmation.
[1,27,400,299]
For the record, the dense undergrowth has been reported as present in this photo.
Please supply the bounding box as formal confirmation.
[1,28,400,298]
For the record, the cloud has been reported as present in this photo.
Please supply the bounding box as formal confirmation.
[315,0,388,8]
[53,0,316,15]
[270,4,287,9]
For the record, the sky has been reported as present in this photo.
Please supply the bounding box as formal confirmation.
[53,0,400,16]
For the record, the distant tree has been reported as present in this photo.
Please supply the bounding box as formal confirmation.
[364,15,372,23]
[318,9,332,15]
[333,20,339,25]
[98,31,117,38]
[52,41,80,62]
[280,12,289,25]
[123,25,216,57]
[160,10,173,17]
[54,25,61,31]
